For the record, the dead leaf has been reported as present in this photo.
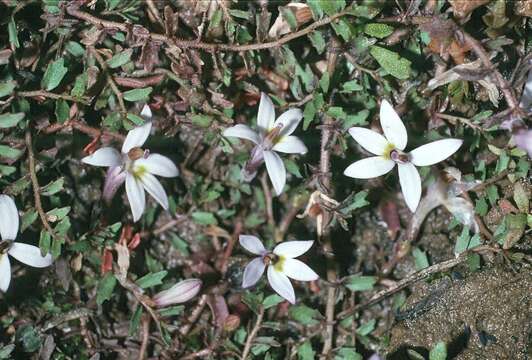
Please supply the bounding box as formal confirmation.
[268,3,312,38]
[449,0,490,18]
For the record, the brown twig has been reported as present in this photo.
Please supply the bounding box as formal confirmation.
[220,220,243,274]
[66,6,352,52]
[138,314,151,360]
[179,294,208,336]
[41,119,125,141]
[241,306,265,360]
[25,130,61,241]
[18,90,90,104]
[320,39,340,358]
[337,245,500,320]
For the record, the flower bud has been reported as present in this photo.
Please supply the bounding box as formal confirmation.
[223,314,241,332]
[153,279,202,308]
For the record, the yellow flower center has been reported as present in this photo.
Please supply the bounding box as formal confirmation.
[382,143,396,160]
[133,165,147,179]
[273,255,286,272]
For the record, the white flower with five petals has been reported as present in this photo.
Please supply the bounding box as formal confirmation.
[223,93,307,196]
[0,195,53,292]
[343,100,463,212]
[240,235,318,304]
[81,105,179,222]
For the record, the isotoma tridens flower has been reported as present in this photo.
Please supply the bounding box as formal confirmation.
[239,235,318,304]
[0,195,53,292]
[81,105,179,222]
[223,93,307,196]
[344,100,463,212]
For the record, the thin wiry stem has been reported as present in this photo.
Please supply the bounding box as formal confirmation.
[241,306,265,360]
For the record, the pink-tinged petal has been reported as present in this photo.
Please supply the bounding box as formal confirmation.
[81,147,122,167]
[380,99,407,150]
[0,195,18,240]
[242,146,264,182]
[273,240,313,258]
[257,93,276,134]
[274,108,303,137]
[239,235,266,255]
[153,279,202,307]
[282,258,319,281]
[135,154,179,178]
[272,136,307,154]
[8,243,52,268]
[343,156,395,179]
[267,266,295,304]
[0,255,11,292]
[223,124,261,144]
[102,166,127,204]
[242,257,266,288]
[122,122,152,153]
[513,130,532,158]
[398,162,422,212]
[138,173,169,210]
[348,127,389,156]
[126,173,146,222]
[264,150,286,196]
[409,139,463,166]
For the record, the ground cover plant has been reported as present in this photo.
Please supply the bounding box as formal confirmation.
[0,0,530,359]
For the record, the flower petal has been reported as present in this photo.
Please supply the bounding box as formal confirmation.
[273,240,313,258]
[380,99,407,150]
[343,156,395,179]
[126,173,146,222]
[135,154,179,178]
[242,257,266,288]
[122,122,152,153]
[264,150,286,196]
[282,258,319,281]
[102,166,126,204]
[138,172,169,210]
[223,124,261,144]
[140,104,152,119]
[153,279,202,307]
[0,195,19,241]
[81,147,122,167]
[348,127,389,155]
[239,235,266,255]
[257,92,275,133]
[267,266,295,304]
[409,139,463,166]
[398,162,422,212]
[0,255,11,292]
[274,108,303,137]
[8,243,52,268]
[272,135,307,154]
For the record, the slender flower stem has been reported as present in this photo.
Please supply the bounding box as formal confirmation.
[320,39,340,358]
[260,172,275,231]
[18,90,90,104]
[241,306,265,360]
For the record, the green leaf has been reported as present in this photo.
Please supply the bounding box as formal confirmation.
[308,30,326,54]
[331,19,351,42]
[289,305,321,325]
[303,100,316,130]
[298,341,315,360]
[107,49,133,68]
[96,273,117,305]
[159,305,185,317]
[16,325,41,352]
[356,319,376,336]
[136,271,168,288]
[129,306,143,336]
[8,17,19,48]
[335,347,362,360]
[503,213,527,249]
[191,211,218,225]
[65,41,85,57]
[40,177,64,196]
[0,81,16,98]
[318,0,345,16]
[123,87,153,102]
[39,230,52,257]
[280,7,298,30]
[284,158,302,178]
[412,247,429,270]
[475,197,488,216]
[341,80,363,93]
[42,58,68,91]
[344,275,376,291]
[0,113,24,128]
[369,46,411,80]
[364,23,394,38]
[55,99,70,123]
[0,145,23,159]
[513,182,529,213]
[486,185,499,205]
[319,72,330,93]
[429,341,447,360]
[191,114,213,128]
[126,113,145,126]
[263,294,284,309]
[0,344,15,359]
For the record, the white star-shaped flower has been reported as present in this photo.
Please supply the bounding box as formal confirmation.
[343,100,463,212]
[82,105,179,222]
[239,235,318,304]
[223,93,308,196]
[0,195,53,292]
